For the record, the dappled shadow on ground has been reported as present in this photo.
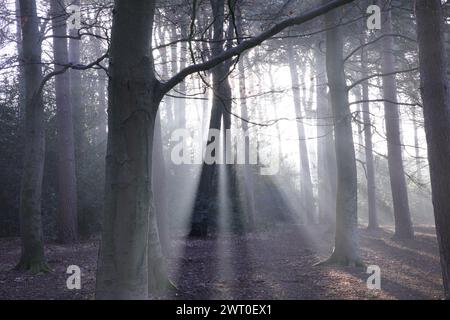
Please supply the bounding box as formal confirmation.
[170,235,220,299]
[357,226,442,299]
[0,225,444,299]
[167,225,443,300]
[308,225,442,300]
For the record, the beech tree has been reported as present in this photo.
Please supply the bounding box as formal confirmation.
[315,41,337,226]
[415,0,450,300]
[320,2,360,265]
[361,50,378,230]
[95,0,355,299]
[287,40,315,224]
[69,0,84,231]
[189,0,235,237]
[380,1,414,239]
[50,0,78,244]
[236,3,256,230]
[16,0,49,272]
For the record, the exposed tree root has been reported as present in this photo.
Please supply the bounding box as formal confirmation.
[148,257,177,296]
[148,275,177,299]
[14,260,52,274]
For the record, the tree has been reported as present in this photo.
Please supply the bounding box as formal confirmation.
[361,49,378,230]
[15,0,25,121]
[287,40,315,224]
[315,41,337,226]
[415,0,450,300]
[189,0,242,236]
[69,0,82,144]
[381,2,414,239]
[50,0,78,244]
[189,0,230,237]
[94,26,108,141]
[152,113,171,256]
[236,2,256,230]
[95,0,163,299]
[412,107,423,183]
[95,0,355,299]
[69,0,85,229]
[321,3,360,265]
[15,0,49,272]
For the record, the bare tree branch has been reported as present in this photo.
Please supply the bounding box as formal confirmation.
[159,0,356,96]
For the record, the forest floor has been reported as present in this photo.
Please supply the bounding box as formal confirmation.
[0,225,444,300]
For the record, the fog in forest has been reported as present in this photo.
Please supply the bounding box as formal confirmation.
[0,0,449,302]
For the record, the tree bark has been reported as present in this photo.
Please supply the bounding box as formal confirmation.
[361,50,378,230]
[237,63,256,230]
[268,67,283,164]
[95,26,108,143]
[315,43,337,226]
[69,0,83,169]
[170,25,179,125]
[15,0,26,122]
[287,41,315,224]
[51,0,78,244]
[416,0,450,299]
[16,0,49,273]
[178,25,188,129]
[381,3,414,239]
[322,4,360,265]
[95,0,168,299]
[189,0,234,237]
[69,0,89,236]
[152,112,171,256]
[412,108,422,182]
[157,26,174,125]
[236,4,256,230]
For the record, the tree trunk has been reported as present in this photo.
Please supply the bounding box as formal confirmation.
[152,112,171,256]
[153,27,171,256]
[189,98,222,237]
[315,44,337,226]
[322,4,360,265]
[268,67,283,163]
[95,0,168,299]
[69,0,83,167]
[189,0,234,237]
[361,50,378,230]
[412,108,422,182]
[222,84,243,233]
[16,0,49,273]
[416,0,450,299]
[235,3,255,230]
[69,0,88,236]
[170,25,179,125]
[178,25,188,129]
[158,26,174,125]
[15,0,26,122]
[171,24,188,235]
[237,59,256,230]
[381,3,414,239]
[95,26,108,143]
[50,0,78,244]
[287,40,315,224]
